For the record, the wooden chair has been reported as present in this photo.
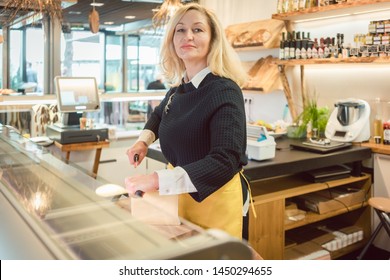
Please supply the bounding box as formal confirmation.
[357,197,390,260]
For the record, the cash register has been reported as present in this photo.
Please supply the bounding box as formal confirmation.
[46,76,108,144]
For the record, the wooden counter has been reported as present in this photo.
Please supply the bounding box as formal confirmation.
[360,137,390,155]
[244,138,371,181]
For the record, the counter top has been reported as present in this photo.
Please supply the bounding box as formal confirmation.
[360,137,390,155]
[147,138,372,182]
[244,138,371,181]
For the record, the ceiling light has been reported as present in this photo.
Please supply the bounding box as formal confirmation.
[104,21,114,25]
[90,2,104,7]
[125,15,136,19]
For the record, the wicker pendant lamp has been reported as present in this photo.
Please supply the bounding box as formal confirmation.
[152,0,182,28]
[89,0,100,33]
[1,0,63,26]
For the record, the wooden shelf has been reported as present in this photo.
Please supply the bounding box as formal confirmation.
[233,45,270,52]
[284,238,369,259]
[329,239,368,259]
[249,173,371,259]
[275,56,390,66]
[272,0,390,22]
[251,173,370,205]
[285,201,369,231]
[360,137,390,155]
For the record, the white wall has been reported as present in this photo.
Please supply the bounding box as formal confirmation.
[201,0,390,126]
[201,0,287,124]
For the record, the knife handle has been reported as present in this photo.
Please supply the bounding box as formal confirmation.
[134,190,144,198]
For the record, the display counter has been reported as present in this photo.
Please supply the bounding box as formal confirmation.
[0,125,251,260]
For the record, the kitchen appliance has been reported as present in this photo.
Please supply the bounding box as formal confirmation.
[290,141,352,154]
[325,98,370,142]
[246,124,276,161]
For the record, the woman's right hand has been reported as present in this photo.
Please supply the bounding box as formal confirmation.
[126,141,148,168]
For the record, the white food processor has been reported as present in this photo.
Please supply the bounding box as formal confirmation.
[325,98,370,143]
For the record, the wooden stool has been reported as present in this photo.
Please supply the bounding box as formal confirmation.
[357,197,390,260]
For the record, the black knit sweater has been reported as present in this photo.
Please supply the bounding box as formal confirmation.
[145,73,247,202]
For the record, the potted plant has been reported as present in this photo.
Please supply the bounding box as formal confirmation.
[288,95,330,139]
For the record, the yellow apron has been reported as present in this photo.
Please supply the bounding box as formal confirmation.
[178,172,244,239]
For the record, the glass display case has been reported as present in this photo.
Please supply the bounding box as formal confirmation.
[0,125,251,260]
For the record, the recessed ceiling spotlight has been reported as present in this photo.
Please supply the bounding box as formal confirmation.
[125,15,136,19]
[68,11,82,15]
[104,22,114,25]
[90,2,104,7]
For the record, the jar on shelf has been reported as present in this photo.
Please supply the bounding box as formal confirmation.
[383,122,390,145]
[384,102,390,145]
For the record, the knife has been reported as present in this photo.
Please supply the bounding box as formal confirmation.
[133,154,145,198]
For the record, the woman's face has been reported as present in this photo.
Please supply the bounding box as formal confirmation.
[173,9,211,67]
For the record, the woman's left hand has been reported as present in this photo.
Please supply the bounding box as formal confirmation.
[124,172,159,196]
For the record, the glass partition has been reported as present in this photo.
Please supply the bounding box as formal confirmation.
[0,93,165,137]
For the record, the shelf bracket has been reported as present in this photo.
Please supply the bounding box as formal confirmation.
[278,65,298,121]
[300,65,307,107]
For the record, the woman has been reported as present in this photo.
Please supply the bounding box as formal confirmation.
[125,3,250,240]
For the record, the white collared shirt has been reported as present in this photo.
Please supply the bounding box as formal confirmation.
[137,67,248,215]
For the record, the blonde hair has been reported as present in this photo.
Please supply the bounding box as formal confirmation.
[160,3,248,87]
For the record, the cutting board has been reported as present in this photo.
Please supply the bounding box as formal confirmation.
[225,19,286,49]
[242,55,282,93]
[131,192,181,226]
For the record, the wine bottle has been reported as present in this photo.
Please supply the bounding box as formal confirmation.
[284,32,291,60]
[307,32,313,59]
[301,32,308,59]
[374,97,383,143]
[324,37,331,58]
[295,31,302,59]
[312,38,319,58]
[318,37,325,58]
[280,32,285,59]
[289,31,296,59]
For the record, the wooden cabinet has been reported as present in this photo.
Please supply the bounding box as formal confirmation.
[248,173,372,260]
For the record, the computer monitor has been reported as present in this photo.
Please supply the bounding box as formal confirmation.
[54,76,100,127]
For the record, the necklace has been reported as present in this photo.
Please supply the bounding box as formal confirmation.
[164,93,175,114]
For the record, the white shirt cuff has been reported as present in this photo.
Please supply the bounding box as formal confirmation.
[137,129,155,146]
[156,166,197,195]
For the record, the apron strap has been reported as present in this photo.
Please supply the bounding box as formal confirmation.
[240,169,257,219]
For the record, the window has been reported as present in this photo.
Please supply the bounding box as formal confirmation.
[61,30,104,90]
[105,34,123,92]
